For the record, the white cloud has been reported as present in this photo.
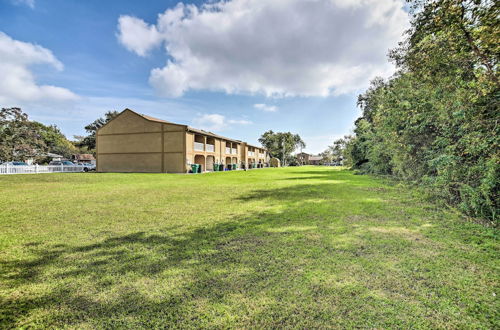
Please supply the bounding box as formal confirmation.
[11,0,35,9]
[117,0,409,98]
[192,113,251,131]
[254,103,278,112]
[117,16,161,57]
[0,32,78,105]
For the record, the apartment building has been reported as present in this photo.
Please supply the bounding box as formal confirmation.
[96,109,269,173]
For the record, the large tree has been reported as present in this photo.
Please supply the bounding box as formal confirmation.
[258,130,305,166]
[77,111,119,152]
[0,107,77,162]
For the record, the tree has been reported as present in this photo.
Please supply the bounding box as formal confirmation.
[258,130,306,166]
[78,111,119,152]
[33,122,78,159]
[0,108,45,162]
[328,136,351,164]
[0,107,77,163]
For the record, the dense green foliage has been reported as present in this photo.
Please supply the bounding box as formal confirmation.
[0,107,77,163]
[258,130,305,165]
[345,0,499,221]
[1,167,498,328]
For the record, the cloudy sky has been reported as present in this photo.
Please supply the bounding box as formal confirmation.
[0,0,409,153]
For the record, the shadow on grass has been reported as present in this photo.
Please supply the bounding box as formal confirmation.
[0,176,497,328]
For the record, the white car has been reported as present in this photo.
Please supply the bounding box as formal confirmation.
[80,163,96,172]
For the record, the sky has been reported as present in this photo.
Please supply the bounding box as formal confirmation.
[0,0,409,154]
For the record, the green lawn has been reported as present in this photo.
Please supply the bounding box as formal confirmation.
[0,167,498,328]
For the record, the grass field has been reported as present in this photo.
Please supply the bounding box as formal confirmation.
[0,166,498,328]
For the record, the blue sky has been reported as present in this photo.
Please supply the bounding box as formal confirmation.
[0,0,408,153]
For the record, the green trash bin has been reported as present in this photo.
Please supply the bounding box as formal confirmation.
[219,164,224,171]
[197,165,202,173]
[232,164,237,170]
[191,164,198,173]
[213,164,218,172]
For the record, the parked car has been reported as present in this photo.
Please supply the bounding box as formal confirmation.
[1,161,28,166]
[49,160,95,172]
[79,163,96,172]
[49,160,76,166]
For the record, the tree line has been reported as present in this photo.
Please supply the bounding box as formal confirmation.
[326,0,498,221]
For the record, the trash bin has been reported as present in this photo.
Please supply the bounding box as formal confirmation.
[191,164,198,173]
[213,164,218,172]
[232,164,237,170]
[219,164,224,171]
[197,165,202,173]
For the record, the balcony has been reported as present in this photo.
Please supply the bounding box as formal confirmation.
[194,142,204,151]
[206,144,215,152]
[231,149,237,155]
[225,147,231,154]
[248,151,255,156]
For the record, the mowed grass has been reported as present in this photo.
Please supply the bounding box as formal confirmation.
[0,167,498,328]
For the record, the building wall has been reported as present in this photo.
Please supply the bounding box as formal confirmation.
[97,110,186,173]
[163,126,185,173]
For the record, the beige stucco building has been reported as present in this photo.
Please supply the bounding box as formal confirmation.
[96,109,269,173]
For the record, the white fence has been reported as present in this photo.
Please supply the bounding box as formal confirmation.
[0,164,85,175]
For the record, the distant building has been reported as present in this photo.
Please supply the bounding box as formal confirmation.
[296,152,322,165]
[308,156,322,165]
[72,154,96,165]
[26,153,63,165]
[296,152,310,165]
[47,153,64,161]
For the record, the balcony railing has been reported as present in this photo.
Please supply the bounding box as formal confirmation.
[225,147,231,154]
[194,142,204,151]
[248,151,255,156]
[206,144,215,152]
[231,149,237,155]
